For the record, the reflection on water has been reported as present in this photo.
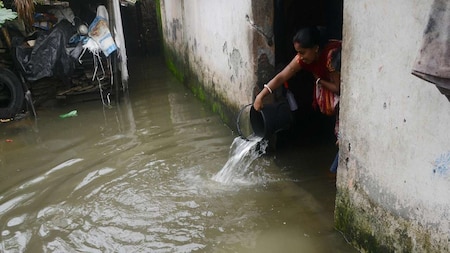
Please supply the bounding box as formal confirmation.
[0,56,356,252]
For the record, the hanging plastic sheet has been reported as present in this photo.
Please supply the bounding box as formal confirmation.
[13,19,76,82]
[411,0,450,100]
[88,5,117,57]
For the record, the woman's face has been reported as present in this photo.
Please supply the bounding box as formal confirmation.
[294,42,319,64]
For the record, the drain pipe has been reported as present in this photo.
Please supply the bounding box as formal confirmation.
[108,0,129,90]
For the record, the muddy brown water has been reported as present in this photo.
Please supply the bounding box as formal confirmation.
[0,56,358,253]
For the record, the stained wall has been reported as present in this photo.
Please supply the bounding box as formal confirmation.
[336,0,450,252]
[158,0,273,126]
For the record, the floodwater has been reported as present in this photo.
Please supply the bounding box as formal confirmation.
[0,56,358,253]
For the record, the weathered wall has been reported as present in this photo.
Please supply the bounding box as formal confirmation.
[158,0,273,128]
[337,0,450,252]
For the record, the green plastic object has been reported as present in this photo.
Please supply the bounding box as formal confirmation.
[59,110,78,118]
[0,2,17,26]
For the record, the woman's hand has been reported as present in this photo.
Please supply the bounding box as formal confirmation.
[253,94,264,111]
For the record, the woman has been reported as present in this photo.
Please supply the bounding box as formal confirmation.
[253,26,342,172]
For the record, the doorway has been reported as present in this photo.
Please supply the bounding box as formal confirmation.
[273,0,343,146]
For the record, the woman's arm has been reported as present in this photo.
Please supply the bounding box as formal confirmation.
[253,56,301,111]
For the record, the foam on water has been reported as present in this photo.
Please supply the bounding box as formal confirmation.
[212,135,268,185]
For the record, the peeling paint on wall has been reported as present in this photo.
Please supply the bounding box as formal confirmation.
[433,152,450,178]
[159,0,257,129]
[338,0,450,251]
[170,18,181,41]
[228,48,242,80]
[222,42,228,54]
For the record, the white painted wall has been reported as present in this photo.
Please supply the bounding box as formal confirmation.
[159,0,255,108]
[338,0,450,249]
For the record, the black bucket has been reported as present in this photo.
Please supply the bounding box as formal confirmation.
[250,102,292,139]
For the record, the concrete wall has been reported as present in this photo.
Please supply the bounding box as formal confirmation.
[158,0,273,127]
[336,0,450,252]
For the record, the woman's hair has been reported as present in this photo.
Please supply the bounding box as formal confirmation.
[292,26,323,49]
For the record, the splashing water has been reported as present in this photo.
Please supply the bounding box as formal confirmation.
[212,136,268,185]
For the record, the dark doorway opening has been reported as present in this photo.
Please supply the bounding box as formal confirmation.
[118,0,161,57]
[273,0,343,147]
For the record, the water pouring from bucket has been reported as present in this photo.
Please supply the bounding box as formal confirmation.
[213,102,293,185]
[212,136,268,185]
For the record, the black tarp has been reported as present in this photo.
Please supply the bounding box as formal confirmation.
[13,19,76,82]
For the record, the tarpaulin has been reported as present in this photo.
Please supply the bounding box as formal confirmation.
[13,19,76,82]
[412,0,450,100]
